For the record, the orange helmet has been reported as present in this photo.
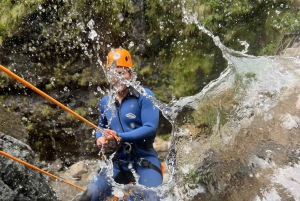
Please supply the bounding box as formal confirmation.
[106,48,133,68]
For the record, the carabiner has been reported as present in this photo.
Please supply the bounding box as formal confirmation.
[123,142,132,154]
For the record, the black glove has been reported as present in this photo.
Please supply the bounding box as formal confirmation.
[101,140,119,156]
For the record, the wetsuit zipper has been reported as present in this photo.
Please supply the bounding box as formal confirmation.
[116,101,125,132]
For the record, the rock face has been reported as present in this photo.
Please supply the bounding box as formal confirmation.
[0,106,28,144]
[167,48,300,200]
[0,133,58,201]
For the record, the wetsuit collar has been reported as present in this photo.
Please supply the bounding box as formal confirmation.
[127,86,140,98]
[114,86,139,107]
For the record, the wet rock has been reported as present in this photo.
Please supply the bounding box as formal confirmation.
[170,50,300,200]
[0,133,58,200]
[153,137,170,161]
[0,106,28,143]
[69,161,88,179]
[281,47,300,57]
[0,180,16,200]
[50,158,64,172]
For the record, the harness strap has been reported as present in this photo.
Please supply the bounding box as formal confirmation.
[136,158,163,177]
[135,142,153,149]
[113,143,163,178]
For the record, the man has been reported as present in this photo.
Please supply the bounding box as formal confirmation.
[80,48,162,201]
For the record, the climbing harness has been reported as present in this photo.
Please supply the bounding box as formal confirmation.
[136,158,163,177]
[112,142,164,181]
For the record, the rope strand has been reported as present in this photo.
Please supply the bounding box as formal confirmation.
[0,151,85,191]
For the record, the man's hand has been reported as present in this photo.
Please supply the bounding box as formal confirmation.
[96,129,117,148]
[96,136,106,148]
[104,129,117,138]
[97,129,119,155]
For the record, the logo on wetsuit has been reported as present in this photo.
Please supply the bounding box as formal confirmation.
[126,113,136,119]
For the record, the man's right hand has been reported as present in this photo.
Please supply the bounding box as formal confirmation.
[96,136,107,148]
[96,131,118,147]
[97,136,119,155]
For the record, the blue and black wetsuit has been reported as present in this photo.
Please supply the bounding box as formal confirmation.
[83,86,162,200]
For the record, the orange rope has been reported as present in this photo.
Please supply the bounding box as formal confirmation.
[0,64,121,142]
[0,150,85,191]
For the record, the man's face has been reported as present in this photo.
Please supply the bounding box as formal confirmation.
[109,66,132,92]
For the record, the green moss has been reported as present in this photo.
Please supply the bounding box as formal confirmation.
[40,105,56,117]
[167,48,213,98]
[0,0,42,36]
[26,123,35,132]
[35,141,43,149]
[188,87,236,137]
[245,72,256,79]
[156,133,172,141]
[66,107,87,121]
[45,83,53,91]
[0,23,5,36]
[88,98,99,108]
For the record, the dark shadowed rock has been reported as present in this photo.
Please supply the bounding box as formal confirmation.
[0,133,58,201]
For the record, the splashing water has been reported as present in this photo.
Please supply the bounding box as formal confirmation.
[83,1,300,200]
[2,1,300,200]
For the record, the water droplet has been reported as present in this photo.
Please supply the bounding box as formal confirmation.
[128,41,134,48]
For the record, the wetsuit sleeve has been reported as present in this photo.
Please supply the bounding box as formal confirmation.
[96,97,108,140]
[118,89,159,141]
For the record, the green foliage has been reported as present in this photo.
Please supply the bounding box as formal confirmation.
[40,105,56,118]
[183,0,299,56]
[167,47,213,99]
[88,98,99,108]
[141,0,300,100]
[271,9,300,34]
[35,140,43,149]
[66,107,87,121]
[2,0,298,102]
[259,43,277,55]
[0,23,5,37]
[45,83,53,91]
[26,123,35,132]
[157,133,172,141]
[0,0,42,36]
[189,87,235,137]
[139,65,152,77]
